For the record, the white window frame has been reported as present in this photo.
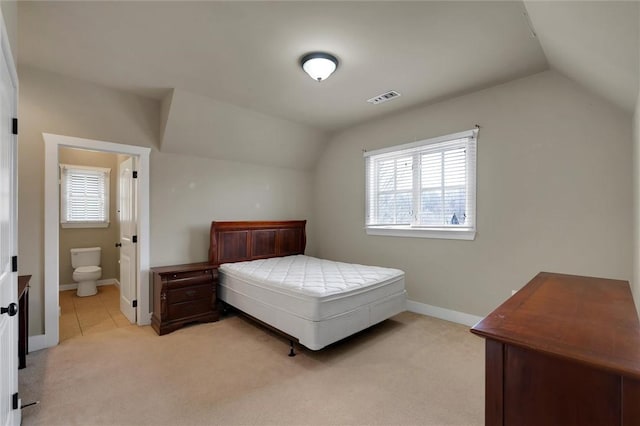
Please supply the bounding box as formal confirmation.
[60,163,110,228]
[364,129,478,240]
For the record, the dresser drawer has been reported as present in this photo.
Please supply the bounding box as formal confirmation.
[168,298,212,320]
[167,284,213,304]
[163,269,213,286]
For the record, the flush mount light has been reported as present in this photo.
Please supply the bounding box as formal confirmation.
[300,52,339,82]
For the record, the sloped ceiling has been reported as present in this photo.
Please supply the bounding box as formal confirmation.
[524,1,638,113]
[17,1,638,169]
[161,89,326,170]
[18,1,547,131]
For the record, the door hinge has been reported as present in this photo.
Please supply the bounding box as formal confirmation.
[12,393,18,410]
[132,235,138,243]
[12,118,17,135]
[11,255,17,273]
[132,171,138,179]
[132,300,137,308]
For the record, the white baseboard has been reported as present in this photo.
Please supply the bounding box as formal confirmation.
[28,334,49,352]
[59,278,120,292]
[139,311,152,326]
[406,300,483,327]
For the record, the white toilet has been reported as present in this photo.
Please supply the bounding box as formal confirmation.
[71,247,102,297]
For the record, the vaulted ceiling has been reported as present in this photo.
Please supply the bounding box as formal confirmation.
[17,1,639,167]
[523,1,638,113]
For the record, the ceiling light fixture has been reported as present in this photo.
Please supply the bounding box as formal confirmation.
[300,52,339,82]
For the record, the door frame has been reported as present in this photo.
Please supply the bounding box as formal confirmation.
[1,5,19,425]
[38,133,150,350]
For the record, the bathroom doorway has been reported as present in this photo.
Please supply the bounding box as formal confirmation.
[39,134,150,350]
[56,148,138,340]
[59,148,125,339]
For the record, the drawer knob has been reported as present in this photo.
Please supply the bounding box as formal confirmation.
[186,290,196,297]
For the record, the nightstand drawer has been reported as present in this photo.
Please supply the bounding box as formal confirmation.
[164,270,213,286]
[168,284,212,304]
[168,298,212,320]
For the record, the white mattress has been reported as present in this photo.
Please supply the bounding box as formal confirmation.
[219,255,405,322]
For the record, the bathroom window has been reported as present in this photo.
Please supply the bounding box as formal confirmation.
[60,164,110,228]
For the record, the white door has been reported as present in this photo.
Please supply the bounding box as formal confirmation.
[0,18,19,426]
[118,157,137,323]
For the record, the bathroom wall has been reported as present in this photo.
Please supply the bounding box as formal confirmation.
[59,147,120,287]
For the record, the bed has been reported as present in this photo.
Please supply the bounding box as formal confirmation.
[209,220,406,351]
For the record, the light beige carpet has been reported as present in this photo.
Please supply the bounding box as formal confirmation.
[19,312,484,425]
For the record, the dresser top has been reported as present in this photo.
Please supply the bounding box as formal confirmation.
[471,272,640,379]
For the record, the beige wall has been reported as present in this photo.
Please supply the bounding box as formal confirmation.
[58,147,119,286]
[150,151,315,267]
[314,70,632,317]
[19,65,316,335]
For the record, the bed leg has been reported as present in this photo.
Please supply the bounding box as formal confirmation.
[288,340,296,357]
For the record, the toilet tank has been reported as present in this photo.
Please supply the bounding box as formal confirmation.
[70,247,101,268]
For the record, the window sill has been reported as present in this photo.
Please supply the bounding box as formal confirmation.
[365,226,476,240]
[61,222,109,229]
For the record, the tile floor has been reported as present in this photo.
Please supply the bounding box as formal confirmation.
[59,284,133,341]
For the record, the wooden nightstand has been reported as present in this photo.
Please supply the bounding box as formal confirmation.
[150,263,219,335]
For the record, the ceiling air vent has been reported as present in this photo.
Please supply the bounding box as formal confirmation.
[367,90,401,105]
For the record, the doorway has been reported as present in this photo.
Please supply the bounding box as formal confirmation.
[57,148,137,340]
[39,134,150,350]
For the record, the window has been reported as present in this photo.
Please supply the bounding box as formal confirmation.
[60,164,110,228]
[364,129,477,240]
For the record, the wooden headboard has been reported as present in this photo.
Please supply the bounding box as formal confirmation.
[209,220,307,267]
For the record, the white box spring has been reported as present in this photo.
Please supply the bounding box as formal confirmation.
[219,255,406,350]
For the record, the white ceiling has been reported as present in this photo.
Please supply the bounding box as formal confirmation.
[17,1,639,137]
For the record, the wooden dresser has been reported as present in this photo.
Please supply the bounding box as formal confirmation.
[471,272,640,426]
[150,263,219,335]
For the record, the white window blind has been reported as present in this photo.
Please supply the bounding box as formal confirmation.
[364,129,477,240]
[60,164,110,228]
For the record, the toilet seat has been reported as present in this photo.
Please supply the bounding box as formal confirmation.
[74,266,101,274]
